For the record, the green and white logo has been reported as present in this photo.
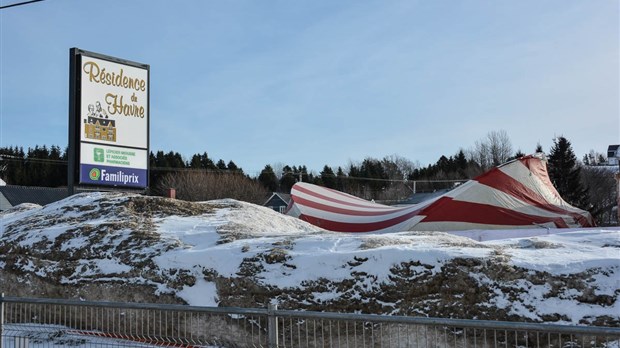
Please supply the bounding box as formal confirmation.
[89,168,101,180]
[94,148,105,162]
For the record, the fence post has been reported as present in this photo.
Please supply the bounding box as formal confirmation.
[0,293,4,348]
[267,303,278,348]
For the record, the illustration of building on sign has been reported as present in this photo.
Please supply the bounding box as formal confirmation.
[84,102,116,142]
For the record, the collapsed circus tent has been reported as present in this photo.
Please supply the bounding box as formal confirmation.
[286,154,594,233]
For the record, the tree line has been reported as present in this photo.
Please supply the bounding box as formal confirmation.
[0,131,616,224]
[0,147,242,188]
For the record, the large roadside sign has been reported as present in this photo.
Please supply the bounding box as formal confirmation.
[68,48,149,192]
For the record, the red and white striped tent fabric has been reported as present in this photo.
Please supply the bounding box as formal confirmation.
[286,154,594,233]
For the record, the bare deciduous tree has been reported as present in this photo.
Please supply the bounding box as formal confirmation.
[469,130,514,170]
[155,170,268,204]
[382,154,417,181]
[271,162,285,179]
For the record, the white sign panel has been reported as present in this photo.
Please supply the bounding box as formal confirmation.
[80,143,148,169]
[80,56,148,148]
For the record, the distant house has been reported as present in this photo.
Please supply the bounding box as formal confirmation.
[264,192,291,213]
[0,185,69,211]
[608,145,620,166]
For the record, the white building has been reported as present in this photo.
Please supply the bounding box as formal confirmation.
[608,145,620,166]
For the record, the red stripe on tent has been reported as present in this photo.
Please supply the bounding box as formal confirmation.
[293,184,409,212]
[475,167,593,227]
[519,158,594,226]
[298,208,422,232]
[293,183,370,203]
[293,184,390,209]
[420,197,570,228]
[476,168,561,211]
[291,195,412,217]
[519,157,562,196]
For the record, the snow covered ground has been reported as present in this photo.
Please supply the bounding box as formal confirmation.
[0,192,618,326]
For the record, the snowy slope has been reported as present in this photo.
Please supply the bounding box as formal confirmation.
[0,192,618,326]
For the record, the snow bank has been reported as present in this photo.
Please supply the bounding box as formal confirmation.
[1,192,618,326]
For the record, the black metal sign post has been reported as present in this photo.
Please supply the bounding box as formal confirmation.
[68,48,79,196]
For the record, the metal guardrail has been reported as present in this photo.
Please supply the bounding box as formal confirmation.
[1,294,619,348]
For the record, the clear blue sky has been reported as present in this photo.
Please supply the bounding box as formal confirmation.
[1,0,618,175]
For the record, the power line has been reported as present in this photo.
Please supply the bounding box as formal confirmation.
[0,155,66,164]
[0,0,45,10]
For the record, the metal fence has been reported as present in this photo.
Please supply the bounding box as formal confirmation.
[1,295,619,348]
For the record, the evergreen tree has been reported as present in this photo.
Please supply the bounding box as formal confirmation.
[198,152,216,169]
[0,145,68,187]
[310,174,323,186]
[582,154,590,166]
[535,143,544,154]
[358,158,388,197]
[26,145,49,186]
[216,159,227,170]
[189,154,203,168]
[455,150,467,173]
[320,165,336,189]
[227,160,240,173]
[514,150,526,158]
[154,151,166,167]
[279,165,296,192]
[150,150,185,188]
[435,155,452,177]
[49,145,66,186]
[0,146,25,185]
[164,151,185,168]
[547,136,588,209]
[335,167,347,191]
[299,165,311,183]
[258,164,278,192]
[149,151,161,184]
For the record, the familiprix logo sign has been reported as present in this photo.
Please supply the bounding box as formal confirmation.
[89,168,101,180]
[80,164,146,188]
